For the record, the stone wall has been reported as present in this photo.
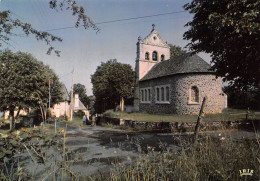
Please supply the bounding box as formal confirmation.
[98,116,260,133]
[139,73,227,115]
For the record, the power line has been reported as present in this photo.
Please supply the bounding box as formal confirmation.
[44,10,186,32]
[59,72,72,78]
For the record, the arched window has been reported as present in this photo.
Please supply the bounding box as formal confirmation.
[140,88,151,103]
[161,87,164,101]
[166,86,170,101]
[155,85,170,103]
[145,89,147,101]
[191,86,199,103]
[152,51,158,61]
[156,87,160,101]
[161,54,165,61]
[145,52,149,60]
[148,89,150,101]
[141,90,144,102]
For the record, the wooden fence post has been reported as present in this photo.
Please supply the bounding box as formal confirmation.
[246,108,250,120]
[194,96,208,143]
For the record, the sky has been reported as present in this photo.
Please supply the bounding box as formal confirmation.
[0,0,210,96]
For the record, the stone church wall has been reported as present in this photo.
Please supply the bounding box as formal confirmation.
[139,73,227,115]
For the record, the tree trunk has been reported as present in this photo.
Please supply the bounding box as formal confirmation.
[15,106,21,119]
[9,107,15,131]
[39,105,45,123]
[120,97,124,112]
[44,104,47,125]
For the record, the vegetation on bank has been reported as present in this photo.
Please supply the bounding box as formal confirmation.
[0,116,84,180]
[91,135,260,181]
[0,115,259,180]
[103,108,260,122]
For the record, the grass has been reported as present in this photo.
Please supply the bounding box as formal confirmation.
[90,133,260,181]
[70,116,85,127]
[103,108,260,122]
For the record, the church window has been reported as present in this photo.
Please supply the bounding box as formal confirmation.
[155,85,170,104]
[166,87,170,101]
[145,52,149,60]
[140,87,151,104]
[145,89,147,101]
[156,88,160,101]
[148,89,151,101]
[190,86,199,103]
[152,51,158,61]
[161,54,165,61]
[161,87,164,101]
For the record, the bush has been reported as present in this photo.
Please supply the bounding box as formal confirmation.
[73,110,85,117]
[103,109,117,118]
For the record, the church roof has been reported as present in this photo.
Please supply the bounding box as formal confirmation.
[140,54,214,81]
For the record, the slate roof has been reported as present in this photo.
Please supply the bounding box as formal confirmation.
[140,54,214,81]
[70,99,87,111]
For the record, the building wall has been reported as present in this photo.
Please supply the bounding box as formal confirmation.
[139,73,227,115]
[134,29,170,111]
[4,108,28,119]
[52,101,70,118]
[137,39,170,80]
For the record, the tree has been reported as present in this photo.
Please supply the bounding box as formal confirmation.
[0,50,63,131]
[183,0,260,90]
[0,0,98,56]
[91,59,135,113]
[223,86,259,110]
[71,83,90,108]
[169,44,186,59]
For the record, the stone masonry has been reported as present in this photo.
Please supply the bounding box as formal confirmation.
[139,73,227,114]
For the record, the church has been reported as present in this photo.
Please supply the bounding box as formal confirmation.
[133,25,227,115]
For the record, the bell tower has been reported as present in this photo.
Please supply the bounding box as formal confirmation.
[133,25,170,111]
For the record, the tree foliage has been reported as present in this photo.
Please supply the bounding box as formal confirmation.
[169,44,186,59]
[0,50,62,130]
[49,0,98,30]
[91,59,135,113]
[0,0,98,56]
[183,0,260,90]
[223,86,259,110]
[72,83,90,108]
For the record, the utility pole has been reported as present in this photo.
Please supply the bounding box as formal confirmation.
[70,68,74,121]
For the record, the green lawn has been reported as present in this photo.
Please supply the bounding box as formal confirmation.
[103,108,260,122]
[68,116,84,127]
